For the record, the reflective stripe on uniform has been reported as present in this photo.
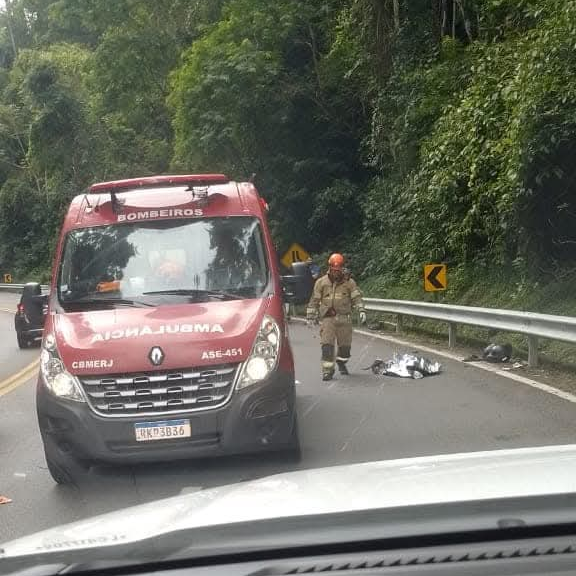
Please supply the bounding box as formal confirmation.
[336,356,349,363]
[322,360,335,369]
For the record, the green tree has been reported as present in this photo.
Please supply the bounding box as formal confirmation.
[169,0,367,250]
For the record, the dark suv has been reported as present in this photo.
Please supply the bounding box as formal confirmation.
[15,282,47,348]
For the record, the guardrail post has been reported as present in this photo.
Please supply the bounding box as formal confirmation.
[448,323,457,348]
[528,336,539,367]
[396,314,403,334]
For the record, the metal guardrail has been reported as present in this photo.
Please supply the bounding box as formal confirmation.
[0,283,50,292]
[364,298,576,367]
[0,283,26,291]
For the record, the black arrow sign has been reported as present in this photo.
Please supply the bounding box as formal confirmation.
[426,265,445,290]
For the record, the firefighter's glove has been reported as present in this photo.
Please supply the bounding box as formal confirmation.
[359,311,367,325]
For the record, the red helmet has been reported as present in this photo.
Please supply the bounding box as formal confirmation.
[328,253,345,270]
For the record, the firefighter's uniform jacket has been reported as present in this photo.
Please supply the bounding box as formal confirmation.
[306,274,365,375]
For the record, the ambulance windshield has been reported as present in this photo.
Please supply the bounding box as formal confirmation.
[58,216,270,307]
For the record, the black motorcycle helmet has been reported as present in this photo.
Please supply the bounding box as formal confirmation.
[483,343,513,363]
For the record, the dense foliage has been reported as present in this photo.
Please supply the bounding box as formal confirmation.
[0,0,573,288]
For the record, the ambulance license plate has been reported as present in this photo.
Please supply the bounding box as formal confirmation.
[134,419,191,442]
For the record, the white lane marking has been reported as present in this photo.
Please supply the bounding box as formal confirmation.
[354,329,576,405]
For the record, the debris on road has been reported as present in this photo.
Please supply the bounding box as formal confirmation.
[483,343,513,363]
[0,495,12,505]
[364,353,442,379]
[464,343,513,364]
[502,361,527,371]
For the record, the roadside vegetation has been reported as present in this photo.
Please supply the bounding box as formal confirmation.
[0,0,574,336]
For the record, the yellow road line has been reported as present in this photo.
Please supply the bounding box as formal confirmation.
[0,302,40,395]
[0,359,40,397]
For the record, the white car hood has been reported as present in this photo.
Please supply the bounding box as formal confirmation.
[4,444,576,557]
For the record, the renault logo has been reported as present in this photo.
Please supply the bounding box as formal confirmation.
[148,346,164,366]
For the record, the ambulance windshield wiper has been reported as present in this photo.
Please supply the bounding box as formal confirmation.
[143,288,245,301]
[65,296,155,308]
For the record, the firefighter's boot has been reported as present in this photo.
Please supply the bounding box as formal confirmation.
[322,369,334,381]
[321,344,335,381]
[337,361,349,376]
[336,346,351,376]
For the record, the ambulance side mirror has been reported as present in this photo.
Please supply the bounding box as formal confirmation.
[281,262,313,305]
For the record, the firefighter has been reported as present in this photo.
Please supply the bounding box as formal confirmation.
[306,253,366,381]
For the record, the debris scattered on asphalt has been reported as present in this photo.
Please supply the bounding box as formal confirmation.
[483,343,513,363]
[364,353,442,379]
[0,495,12,505]
[464,343,513,364]
[502,361,526,371]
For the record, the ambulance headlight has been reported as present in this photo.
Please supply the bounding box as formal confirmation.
[237,315,281,389]
[40,334,85,402]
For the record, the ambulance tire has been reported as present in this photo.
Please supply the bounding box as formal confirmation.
[281,416,302,462]
[44,442,90,486]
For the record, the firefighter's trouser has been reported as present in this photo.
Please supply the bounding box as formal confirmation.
[320,315,352,376]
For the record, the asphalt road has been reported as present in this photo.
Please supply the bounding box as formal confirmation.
[2,300,576,544]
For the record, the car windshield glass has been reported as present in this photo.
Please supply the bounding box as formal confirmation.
[58,217,269,308]
[5,0,576,572]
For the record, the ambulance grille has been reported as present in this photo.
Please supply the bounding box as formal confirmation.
[79,364,239,417]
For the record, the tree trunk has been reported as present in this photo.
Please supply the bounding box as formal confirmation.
[4,0,18,59]
[456,0,473,41]
[372,0,392,80]
[392,0,400,31]
[431,0,442,41]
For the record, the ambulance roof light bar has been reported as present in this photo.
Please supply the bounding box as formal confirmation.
[88,174,229,214]
[89,174,229,193]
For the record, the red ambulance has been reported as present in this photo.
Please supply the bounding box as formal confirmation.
[36,174,307,484]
